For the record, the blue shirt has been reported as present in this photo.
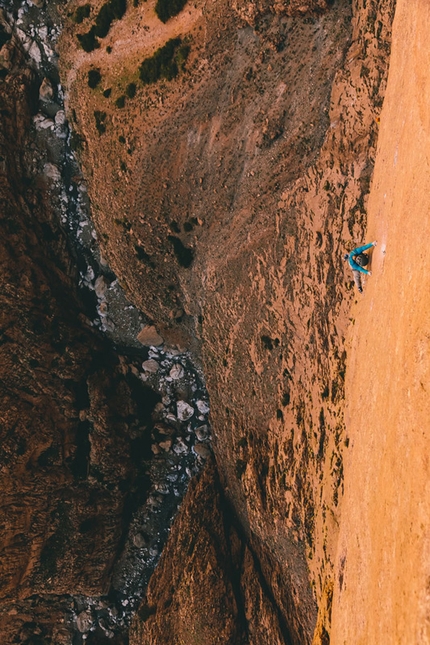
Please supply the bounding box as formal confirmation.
[347,243,374,275]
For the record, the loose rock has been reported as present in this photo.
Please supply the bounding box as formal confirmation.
[137,325,164,347]
[176,400,194,421]
[39,76,53,101]
[142,359,159,374]
[193,443,212,459]
[94,275,109,298]
[173,438,189,455]
[169,363,184,380]
[133,532,149,548]
[159,439,172,452]
[76,611,92,633]
[43,162,61,182]
[195,424,209,441]
[196,400,210,415]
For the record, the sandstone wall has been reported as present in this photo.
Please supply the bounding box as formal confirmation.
[0,0,400,642]
[331,0,430,641]
[59,0,396,641]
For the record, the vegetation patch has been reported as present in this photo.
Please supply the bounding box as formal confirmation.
[135,244,156,268]
[77,26,99,52]
[126,82,137,98]
[115,94,126,108]
[139,38,190,85]
[74,3,91,23]
[77,0,126,51]
[235,459,247,479]
[281,391,290,406]
[155,0,187,23]
[88,68,102,88]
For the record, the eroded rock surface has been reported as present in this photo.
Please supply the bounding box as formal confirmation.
[130,460,293,645]
[0,0,400,643]
[59,0,395,641]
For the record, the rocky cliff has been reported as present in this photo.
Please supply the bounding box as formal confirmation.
[0,0,408,643]
[58,0,395,642]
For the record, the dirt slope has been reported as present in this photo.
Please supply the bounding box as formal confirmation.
[331,0,430,642]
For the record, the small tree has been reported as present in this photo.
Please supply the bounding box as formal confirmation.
[88,69,102,88]
[155,0,187,23]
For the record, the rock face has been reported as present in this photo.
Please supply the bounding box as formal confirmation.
[331,0,430,641]
[0,0,409,643]
[130,460,291,645]
[58,0,395,642]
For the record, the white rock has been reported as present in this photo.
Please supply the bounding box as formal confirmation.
[35,115,55,130]
[94,275,108,299]
[43,162,61,182]
[54,110,66,127]
[173,438,189,455]
[86,266,95,281]
[101,318,115,332]
[195,424,209,441]
[28,41,42,64]
[169,363,184,380]
[142,359,159,374]
[15,28,30,48]
[176,400,194,421]
[76,611,92,633]
[196,400,210,415]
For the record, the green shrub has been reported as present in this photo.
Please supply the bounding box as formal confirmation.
[103,88,112,97]
[94,3,114,37]
[155,0,187,23]
[74,3,91,23]
[88,69,101,88]
[77,26,99,52]
[139,38,189,85]
[94,0,127,38]
[77,0,126,49]
[126,82,136,98]
[115,95,126,108]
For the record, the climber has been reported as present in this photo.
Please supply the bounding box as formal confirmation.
[344,241,377,293]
